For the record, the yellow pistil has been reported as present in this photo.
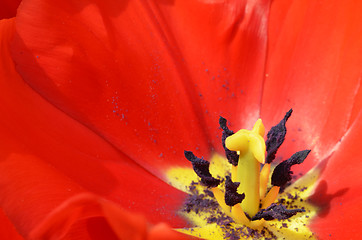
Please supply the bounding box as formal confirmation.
[236,150,260,216]
[225,119,266,217]
[231,165,238,182]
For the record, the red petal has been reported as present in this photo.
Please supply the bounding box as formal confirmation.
[154,1,271,148]
[31,193,192,240]
[11,0,271,174]
[0,208,24,240]
[0,17,187,238]
[261,0,362,173]
[0,0,21,19]
[309,113,362,239]
[30,193,142,240]
[0,154,84,237]
[149,223,195,240]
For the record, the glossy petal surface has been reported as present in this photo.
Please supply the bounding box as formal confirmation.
[0,18,186,238]
[263,2,362,237]
[11,0,271,176]
[261,0,362,174]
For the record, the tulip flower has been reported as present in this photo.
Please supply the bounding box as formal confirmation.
[0,0,361,239]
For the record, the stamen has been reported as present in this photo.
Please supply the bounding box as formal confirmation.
[260,109,292,201]
[231,203,250,225]
[252,203,305,221]
[271,150,311,187]
[211,187,232,217]
[231,204,266,229]
[184,151,220,188]
[261,186,280,209]
[265,109,292,164]
[259,163,271,199]
[224,176,245,206]
[219,116,239,166]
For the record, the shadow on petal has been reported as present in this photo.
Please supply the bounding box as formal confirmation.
[308,180,349,218]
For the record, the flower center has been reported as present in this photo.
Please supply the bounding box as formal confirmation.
[167,109,319,239]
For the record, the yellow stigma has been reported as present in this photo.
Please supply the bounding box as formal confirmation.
[225,119,266,217]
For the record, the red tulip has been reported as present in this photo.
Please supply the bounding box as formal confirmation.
[0,0,361,239]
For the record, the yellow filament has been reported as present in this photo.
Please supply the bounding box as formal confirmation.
[231,204,265,229]
[259,163,271,199]
[248,219,265,229]
[231,204,250,225]
[211,187,231,217]
[261,186,280,209]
